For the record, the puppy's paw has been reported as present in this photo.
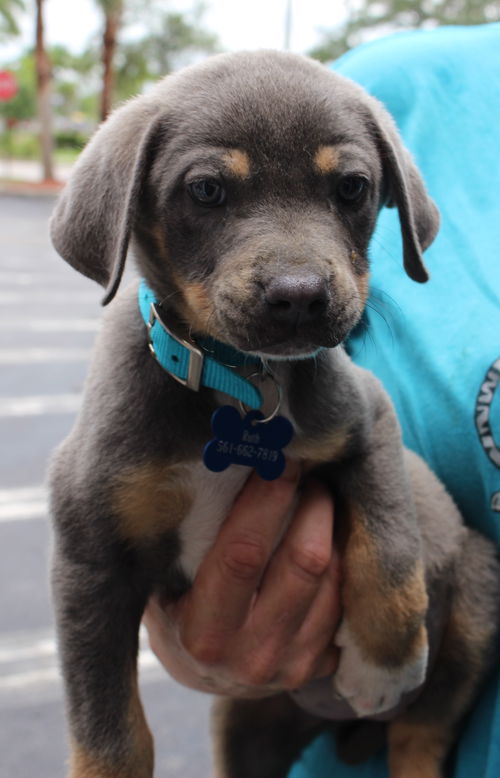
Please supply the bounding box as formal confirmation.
[332,620,428,717]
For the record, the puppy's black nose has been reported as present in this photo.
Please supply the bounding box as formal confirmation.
[265,275,329,324]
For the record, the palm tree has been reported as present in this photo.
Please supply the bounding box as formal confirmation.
[0,0,24,38]
[35,0,54,181]
[96,0,124,121]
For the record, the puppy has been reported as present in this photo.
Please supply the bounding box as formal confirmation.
[49,51,500,778]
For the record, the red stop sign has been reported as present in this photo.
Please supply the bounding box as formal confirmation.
[0,71,18,102]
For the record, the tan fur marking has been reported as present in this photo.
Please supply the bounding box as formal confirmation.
[70,677,153,778]
[114,462,192,540]
[127,673,154,777]
[356,271,369,306]
[313,145,339,174]
[212,697,233,778]
[223,149,251,179]
[70,744,148,778]
[151,224,169,260]
[70,745,120,778]
[343,517,428,666]
[181,280,218,335]
[388,720,450,778]
[288,428,349,464]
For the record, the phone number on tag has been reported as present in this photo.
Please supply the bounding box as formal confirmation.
[216,440,279,462]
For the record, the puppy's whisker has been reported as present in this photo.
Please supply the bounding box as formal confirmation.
[369,286,403,317]
[157,288,182,308]
[201,309,219,340]
[364,300,392,332]
[370,234,402,266]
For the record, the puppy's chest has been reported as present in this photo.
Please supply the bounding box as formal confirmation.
[177,461,253,581]
[116,384,349,583]
[149,427,346,584]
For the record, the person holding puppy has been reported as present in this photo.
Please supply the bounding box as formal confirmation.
[145,22,500,778]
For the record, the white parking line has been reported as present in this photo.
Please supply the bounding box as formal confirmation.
[0,632,55,664]
[0,627,165,701]
[0,666,62,691]
[0,394,81,417]
[0,272,84,286]
[0,348,91,364]
[0,500,47,522]
[0,291,99,304]
[0,486,46,503]
[0,486,48,522]
[0,319,99,332]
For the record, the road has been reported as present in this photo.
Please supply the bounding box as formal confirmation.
[0,194,212,778]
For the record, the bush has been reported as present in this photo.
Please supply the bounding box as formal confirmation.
[0,129,38,159]
[54,129,88,151]
[0,128,88,162]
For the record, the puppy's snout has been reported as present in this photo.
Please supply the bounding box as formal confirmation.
[264,274,329,325]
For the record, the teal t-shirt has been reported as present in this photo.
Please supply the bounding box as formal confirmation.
[290,23,500,778]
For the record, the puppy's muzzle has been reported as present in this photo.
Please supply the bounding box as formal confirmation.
[264,273,329,327]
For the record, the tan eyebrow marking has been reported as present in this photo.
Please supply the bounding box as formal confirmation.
[223,149,251,179]
[313,145,340,174]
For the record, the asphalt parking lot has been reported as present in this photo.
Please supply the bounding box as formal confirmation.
[0,193,212,778]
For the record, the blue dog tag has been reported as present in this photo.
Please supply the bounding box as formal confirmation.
[203,405,294,480]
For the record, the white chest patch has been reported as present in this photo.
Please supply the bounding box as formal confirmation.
[177,375,299,582]
[178,461,252,581]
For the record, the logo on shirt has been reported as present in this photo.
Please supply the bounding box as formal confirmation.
[475,358,500,513]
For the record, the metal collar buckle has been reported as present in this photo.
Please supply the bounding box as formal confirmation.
[148,302,204,392]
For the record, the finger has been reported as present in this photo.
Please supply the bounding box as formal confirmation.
[143,594,174,663]
[311,646,341,681]
[251,478,334,648]
[265,557,341,690]
[293,554,342,677]
[297,543,341,638]
[179,461,302,659]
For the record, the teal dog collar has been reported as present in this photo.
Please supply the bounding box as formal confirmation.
[138,281,262,408]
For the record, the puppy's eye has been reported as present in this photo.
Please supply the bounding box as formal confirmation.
[188,178,226,207]
[337,175,369,205]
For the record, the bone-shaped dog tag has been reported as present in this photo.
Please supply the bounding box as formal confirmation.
[203,405,294,480]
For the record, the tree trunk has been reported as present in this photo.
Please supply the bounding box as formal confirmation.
[100,5,122,122]
[35,0,54,182]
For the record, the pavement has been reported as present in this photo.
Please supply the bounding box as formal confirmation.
[0,192,212,777]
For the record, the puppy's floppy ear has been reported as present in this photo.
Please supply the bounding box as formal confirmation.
[364,99,439,283]
[50,101,163,305]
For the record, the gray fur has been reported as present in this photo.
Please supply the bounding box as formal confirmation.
[50,51,438,305]
[48,51,496,778]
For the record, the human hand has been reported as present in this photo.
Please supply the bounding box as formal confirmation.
[143,461,341,697]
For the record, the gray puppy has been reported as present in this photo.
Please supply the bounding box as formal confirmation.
[49,51,500,778]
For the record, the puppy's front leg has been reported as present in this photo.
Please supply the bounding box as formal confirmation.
[52,545,153,778]
[332,376,428,717]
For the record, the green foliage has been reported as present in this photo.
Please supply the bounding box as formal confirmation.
[49,45,99,118]
[0,128,84,160]
[87,1,220,107]
[53,129,88,151]
[0,129,37,158]
[1,1,220,122]
[0,0,25,38]
[136,10,219,75]
[0,53,36,121]
[0,45,99,123]
[95,0,124,12]
[114,9,219,102]
[309,0,500,62]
